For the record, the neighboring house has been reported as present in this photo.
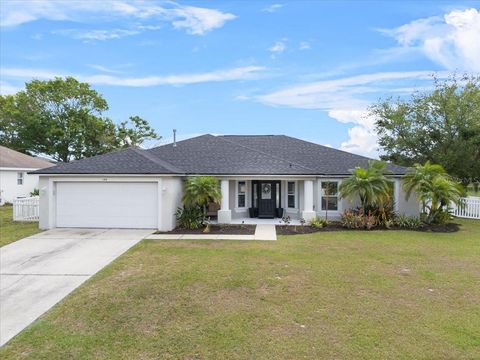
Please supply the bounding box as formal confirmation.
[32,134,419,230]
[0,146,55,204]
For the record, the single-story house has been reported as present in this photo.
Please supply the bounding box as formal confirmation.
[32,134,419,230]
[0,146,54,205]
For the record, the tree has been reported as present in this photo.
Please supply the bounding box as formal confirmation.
[0,77,159,162]
[403,162,463,224]
[182,177,221,216]
[371,74,480,186]
[115,115,159,148]
[339,160,392,210]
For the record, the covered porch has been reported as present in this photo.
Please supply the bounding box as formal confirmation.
[215,178,316,224]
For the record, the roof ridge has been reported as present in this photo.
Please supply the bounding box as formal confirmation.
[216,135,318,173]
[131,147,184,173]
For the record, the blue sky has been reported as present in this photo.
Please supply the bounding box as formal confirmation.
[1,1,479,157]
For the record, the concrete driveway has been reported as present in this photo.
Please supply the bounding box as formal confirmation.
[0,228,151,346]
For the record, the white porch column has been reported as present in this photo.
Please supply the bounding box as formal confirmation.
[302,180,316,221]
[393,178,401,213]
[218,179,231,224]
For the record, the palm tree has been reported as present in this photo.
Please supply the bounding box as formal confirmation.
[403,161,447,213]
[404,162,463,223]
[339,160,392,210]
[182,176,221,215]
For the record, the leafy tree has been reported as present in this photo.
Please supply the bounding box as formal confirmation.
[371,74,480,186]
[115,115,159,148]
[182,176,221,216]
[0,77,159,162]
[403,162,463,223]
[339,160,392,210]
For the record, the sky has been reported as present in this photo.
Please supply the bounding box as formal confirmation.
[1,0,479,157]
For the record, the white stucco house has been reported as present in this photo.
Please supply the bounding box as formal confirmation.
[0,146,54,205]
[31,134,419,231]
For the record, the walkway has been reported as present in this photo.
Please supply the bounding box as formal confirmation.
[146,224,277,241]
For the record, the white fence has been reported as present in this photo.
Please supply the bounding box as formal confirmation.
[452,197,480,219]
[13,197,40,221]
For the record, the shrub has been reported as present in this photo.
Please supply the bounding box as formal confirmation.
[310,217,328,229]
[395,214,423,229]
[341,209,378,230]
[30,188,40,196]
[175,207,205,230]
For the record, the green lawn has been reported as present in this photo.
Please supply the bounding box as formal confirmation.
[0,206,42,247]
[2,220,480,359]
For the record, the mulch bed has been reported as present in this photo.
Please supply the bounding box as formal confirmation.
[155,224,256,235]
[276,222,461,235]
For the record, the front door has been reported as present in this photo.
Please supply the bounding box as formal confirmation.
[258,182,276,218]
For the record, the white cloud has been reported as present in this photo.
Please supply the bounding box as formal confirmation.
[1,66,266,87]
[257,70,449,156]
[88,64,125,74]
[0,81,21,95]
[169,6,236,35]
[269,40,286,53]
[381,8,480,72]
[0,1,236,36]
[340,125,379,156]
[257,70,439,109]
[262,4,284,13]
[299,41,311,50]
[55,28,140,41]
[268,39,287,58]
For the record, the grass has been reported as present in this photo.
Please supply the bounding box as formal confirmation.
[0,205,42,247]
[1,220,480,359]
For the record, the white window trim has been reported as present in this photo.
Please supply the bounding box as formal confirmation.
[286,180,298,210]
[235,180,247,211]
[17,172,24,186]
[319,179,341,212]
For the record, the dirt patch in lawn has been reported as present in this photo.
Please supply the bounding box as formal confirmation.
[276,222,461,235]
[155,224,256,235]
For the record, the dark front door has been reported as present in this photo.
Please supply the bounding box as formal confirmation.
[258,182,276,218]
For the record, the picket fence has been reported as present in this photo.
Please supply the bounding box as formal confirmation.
[452,197,480,220]
[12,196,40,221]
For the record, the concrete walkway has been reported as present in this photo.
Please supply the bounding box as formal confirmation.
[0,228,151,346]
[146,224,277,241]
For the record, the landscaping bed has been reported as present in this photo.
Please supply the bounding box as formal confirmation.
[155,224,256,235]
[276,222,461,235]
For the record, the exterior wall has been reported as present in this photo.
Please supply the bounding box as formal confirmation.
[0,168,40,204]
[38,175,183,231]
[396,185,420,216]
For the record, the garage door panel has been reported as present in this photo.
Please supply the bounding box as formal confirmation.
[56,182,158,229]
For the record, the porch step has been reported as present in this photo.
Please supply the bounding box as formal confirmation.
[254,224,277,241]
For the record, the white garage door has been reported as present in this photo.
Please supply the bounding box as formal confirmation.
[56,182,158,229]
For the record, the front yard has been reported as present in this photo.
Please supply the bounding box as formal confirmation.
[0,206,42,247]
[1,220,479,359]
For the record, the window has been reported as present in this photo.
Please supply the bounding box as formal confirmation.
[17,172,24,185]
[321,181,338,211]
[253,183,258,207]
[287,181,296,208]
[237,181,246,208]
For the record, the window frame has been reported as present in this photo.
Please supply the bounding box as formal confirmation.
[17,172,24,185]
[320,180,339,211]
[286,181,297,209]
[236,180,247,210]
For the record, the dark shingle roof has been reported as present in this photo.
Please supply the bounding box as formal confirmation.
[33,134,408,175]
[31,147,182,174]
